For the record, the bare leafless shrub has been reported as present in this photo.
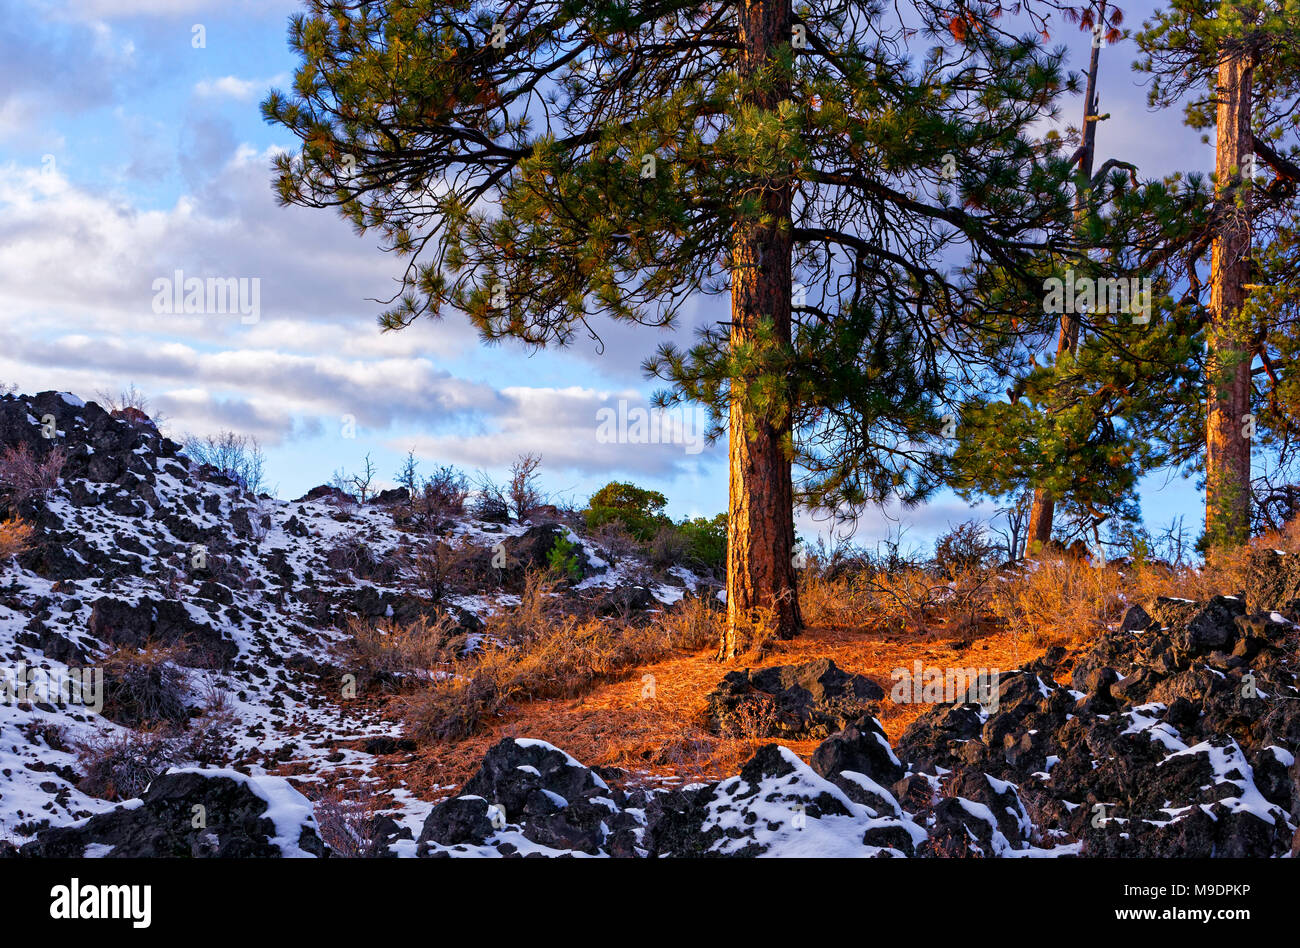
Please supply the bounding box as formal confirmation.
[508,452,544,520]
[933,520,998,578]
[402,671,504,742]
[469,471,512,522]
[323,468,361,514]
[76,729,181,802]
[99,644,191,729]
[181,708,237,766]
[198,675,233,716]
[419,465,470,519]
[343,613,463,693]
[312,785,383,858]
[649,524,687,571]
[178,677,237,765]
[585,519,639,563]
[349,453,377,503]
[410,543,453,602]
[96,383,166,431]
[0,443,67,511]
[401,535,496,601]
[325,534,379,578]
[22,720,70,752]
[183,430,266,495]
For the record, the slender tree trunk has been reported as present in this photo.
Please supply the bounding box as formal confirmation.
[1025,489,1054,555]
[1205,49,1254,546]
[1027,17,1105,555]
[721,0,801,660]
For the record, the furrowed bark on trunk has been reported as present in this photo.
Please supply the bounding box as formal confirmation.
[720,0,801,661]
[1027,15,1105,555]
[1205,48,1254,547]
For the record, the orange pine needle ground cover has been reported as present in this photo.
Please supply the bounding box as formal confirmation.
[381,618,1061,801]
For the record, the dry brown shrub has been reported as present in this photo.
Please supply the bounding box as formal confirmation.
[311,784,384,857]
[400,574,718,742]
[799,561,993,637]
[343,611,463,693]
[100,644,191,728]
[797,570,865,630]
[988,558,1127,647]
[717,691,778,739]
[76,729,180,801]
[393,534,498,602]
[656,593,722,652]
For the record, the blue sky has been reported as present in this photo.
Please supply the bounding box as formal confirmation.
[0,0,1211,551]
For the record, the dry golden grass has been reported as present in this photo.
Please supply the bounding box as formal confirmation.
[800,561,996,640]
[988,559,1128,647]
[344,612,462,692]
[0,516,33,559]
[365,575,720,743]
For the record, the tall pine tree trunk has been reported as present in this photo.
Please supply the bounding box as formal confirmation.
[1027,22,1104,555]
[1205,49,1254,546]
[721,0,801,660]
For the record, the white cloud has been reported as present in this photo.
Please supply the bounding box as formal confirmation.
[0,149,727,496]
[193,74,285,101]
[0,150,480,345]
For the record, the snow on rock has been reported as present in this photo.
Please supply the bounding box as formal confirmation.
[13,768,327,857]
[0,390,712,853]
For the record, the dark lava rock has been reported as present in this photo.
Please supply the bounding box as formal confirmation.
[293,484,354,504]
[417,738,621,855]
[18,770,326,858]
[87,596,237,667]
[417,796,497,849]
[457,737,610,822]
[1173,596,1246,658]
[1242,548,1300,618]
[705,658,884,739]
[811,715,905,789]
[584,584,657,616]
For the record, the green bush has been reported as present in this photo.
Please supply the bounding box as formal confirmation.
[583,481,671,542]
[676,514,727,573]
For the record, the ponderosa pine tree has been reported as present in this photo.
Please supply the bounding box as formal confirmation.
[1137,0,1300,546]
[263,0,1085,657]
[950,13,1215,553]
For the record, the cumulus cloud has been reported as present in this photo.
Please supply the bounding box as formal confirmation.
[795,496,1004,553]
[0,150,481,343]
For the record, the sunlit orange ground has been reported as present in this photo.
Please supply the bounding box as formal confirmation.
[370,618,1063,800]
